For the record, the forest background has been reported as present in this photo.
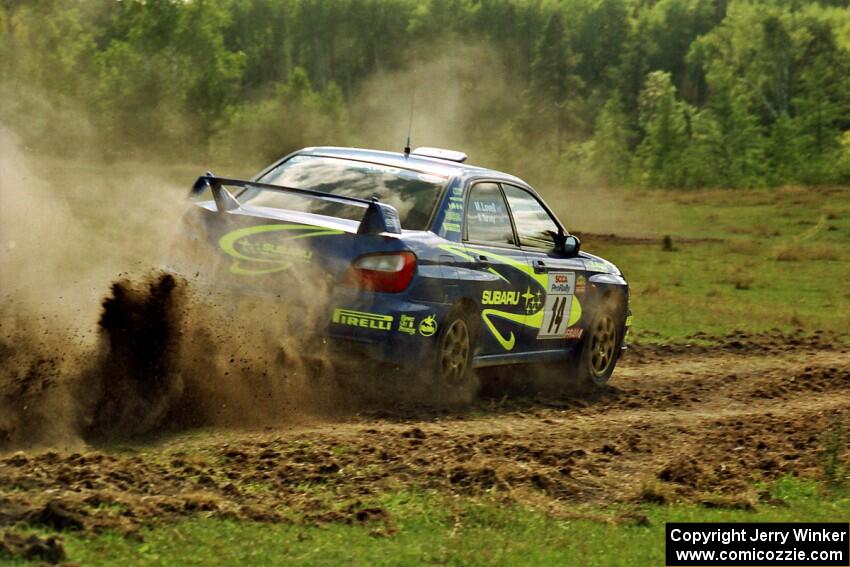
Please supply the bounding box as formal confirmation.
[2,0,850,189]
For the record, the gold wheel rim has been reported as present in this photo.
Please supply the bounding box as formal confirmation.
[440,319,470,384]
[590,314,616,376]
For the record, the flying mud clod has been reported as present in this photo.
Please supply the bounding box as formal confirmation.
[1,273,186,447]
[81,271,354,438]
[82,273,184,438]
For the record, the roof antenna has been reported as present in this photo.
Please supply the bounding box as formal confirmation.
[404,87,415,157]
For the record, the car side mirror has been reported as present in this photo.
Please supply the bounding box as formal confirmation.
[554,233,581,257]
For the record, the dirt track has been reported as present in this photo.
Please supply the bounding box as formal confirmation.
[1,331,848,552]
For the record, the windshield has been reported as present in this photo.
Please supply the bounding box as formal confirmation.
[239,155,447,230]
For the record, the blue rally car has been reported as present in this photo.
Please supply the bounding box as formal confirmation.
[176,146,631,391]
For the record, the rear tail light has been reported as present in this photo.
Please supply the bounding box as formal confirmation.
[347,252,416,293]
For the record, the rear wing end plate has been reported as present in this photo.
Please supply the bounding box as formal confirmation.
[191,174,402,235]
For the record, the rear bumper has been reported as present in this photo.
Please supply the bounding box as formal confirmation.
[322,293,451,367]
[170,273,451,368]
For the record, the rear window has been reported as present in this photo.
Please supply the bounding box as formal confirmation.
[239,155,447,230]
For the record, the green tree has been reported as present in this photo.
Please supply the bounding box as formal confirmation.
[635,71,689,187]
[590,94,632,184]
[613,11,652,125]
[682,108,724,187]
[527,11,582,156]
[791,17,850,182]
[712,84,765,187]
[213,67,349,166]
[567,0,629,90]
[1,0,850,186]
[766,112,802,185]
[176,0,246,140]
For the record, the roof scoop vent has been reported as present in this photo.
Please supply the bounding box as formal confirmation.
[410,147,468,163]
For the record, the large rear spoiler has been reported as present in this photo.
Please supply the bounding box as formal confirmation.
[191,174,402,235]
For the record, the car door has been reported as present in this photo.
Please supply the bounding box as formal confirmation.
[502,184,587,351]
[460,182,530,355]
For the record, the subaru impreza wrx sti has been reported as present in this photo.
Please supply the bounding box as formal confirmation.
[173,146,631,390]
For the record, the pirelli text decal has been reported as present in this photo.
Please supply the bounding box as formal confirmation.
[332,308,393,331]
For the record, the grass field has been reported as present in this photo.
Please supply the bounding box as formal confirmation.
[4,479,849,566]
[570,186,850,341]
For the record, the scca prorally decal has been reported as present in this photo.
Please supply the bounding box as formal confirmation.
[218,224,342,275]
[332,308,393,331]
[538,272,576,339]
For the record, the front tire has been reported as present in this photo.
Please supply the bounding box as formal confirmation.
[569,303,623,388]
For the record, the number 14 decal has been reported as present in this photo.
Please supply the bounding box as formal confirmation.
[547,296,568,334]
[538,272,576,339]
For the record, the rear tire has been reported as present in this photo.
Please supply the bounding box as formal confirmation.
[568,302,624,388]
[433,306,479,402]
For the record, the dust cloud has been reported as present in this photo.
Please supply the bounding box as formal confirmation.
[350,43,518,158]
[0,126,431,450]
[347,41,647,237]
[0,127,186,448]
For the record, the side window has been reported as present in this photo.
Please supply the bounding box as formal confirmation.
[465,183,515,246]
[502,185,560,250]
